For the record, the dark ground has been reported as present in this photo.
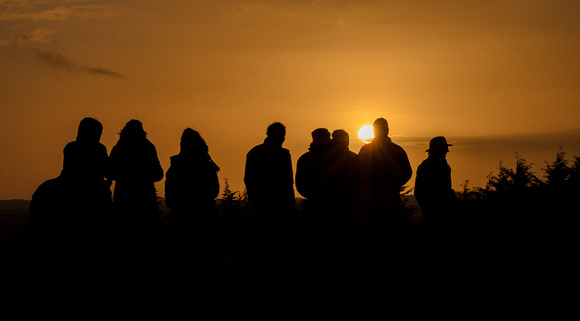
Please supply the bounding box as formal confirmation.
[0,198,569,311]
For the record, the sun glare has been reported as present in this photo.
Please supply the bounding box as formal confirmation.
[358,125,374,143]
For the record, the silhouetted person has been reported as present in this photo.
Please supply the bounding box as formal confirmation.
[329,129,359,262]
[109,119,164,281]
[165,128,220,284]
[329,129,359,211]
[414,137,459,284]
[415,136,455,228]
[61,117,110,182]
[295,128,337,262]
[22,117,113,286]
[296,128,334,200]
[357,117,412,264]
[244,122,295,266]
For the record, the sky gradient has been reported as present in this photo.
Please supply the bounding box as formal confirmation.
[2,0,580,200]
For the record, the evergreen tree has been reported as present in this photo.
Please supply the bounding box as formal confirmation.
[543,148,571,189]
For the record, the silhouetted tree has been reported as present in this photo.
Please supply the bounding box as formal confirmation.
[543,148,571,189]
[218,178,249,218]
[486,152,540,195]
[217,178,250,263]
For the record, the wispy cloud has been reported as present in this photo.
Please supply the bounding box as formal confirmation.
[429,130,580,152]
[0,28,57,46]
[35,49,123,78]
[83,66,123,78]
[0,0,119,21]
[390,129,580,152]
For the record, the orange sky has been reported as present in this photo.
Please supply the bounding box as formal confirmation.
[2,1,580,200]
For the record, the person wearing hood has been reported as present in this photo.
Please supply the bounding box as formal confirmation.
[22,117,112,284]
[165,128,220,282]
[61,117,110,184]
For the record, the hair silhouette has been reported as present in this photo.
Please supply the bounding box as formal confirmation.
[108,119,163,282]
[76,117,103,143]
[118,119,147,142]
[165,128,221,285]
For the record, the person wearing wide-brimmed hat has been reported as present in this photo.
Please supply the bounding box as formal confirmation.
[414,136,456,230]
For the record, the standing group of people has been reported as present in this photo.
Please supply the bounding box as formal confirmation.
[21,115,456,287]
[244,118,456,272]
[22,118,221,287]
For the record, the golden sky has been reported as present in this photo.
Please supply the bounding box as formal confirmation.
[2,0,580,199]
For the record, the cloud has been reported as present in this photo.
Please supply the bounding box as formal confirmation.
[34,49,123,78]
[391,129,580,154]
[0,1,119,21]
[0,28,57,46]
[35,50,76,72]
[429,129,580,154]
[83,66,123,78]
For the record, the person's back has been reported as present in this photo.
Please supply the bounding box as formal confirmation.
[295,128,336,205]
[358,119,412,212]
[164,128,221,283]
[244,122,295,268]
[244,122,295,215]
[357,118,412,264]
[328,129,359,209]
[108,119,164,282]
[61,117,109,181]
[165,128,220,223]
[109,120,163,209]
[415,136,455,227]
[22,117,113,284]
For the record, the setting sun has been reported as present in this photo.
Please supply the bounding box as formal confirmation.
[358,125,374,143]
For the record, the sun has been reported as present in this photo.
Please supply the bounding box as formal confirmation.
[358,125,374,143]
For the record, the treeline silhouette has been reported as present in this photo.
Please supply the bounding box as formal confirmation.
[16,117,577,294]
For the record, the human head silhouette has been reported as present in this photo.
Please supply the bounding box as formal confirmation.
[266,122,286,145]
[180,128,207,152]
[332,129,350,148]
[76,117,103,143]
[119,119,146,141]
[373,118,389,137]
[426,136,452,155]
[310,128,332,147]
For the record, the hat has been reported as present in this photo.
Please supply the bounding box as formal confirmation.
[426,136,452,152]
